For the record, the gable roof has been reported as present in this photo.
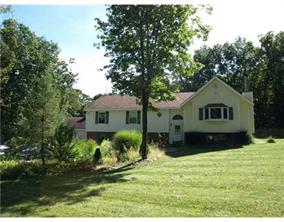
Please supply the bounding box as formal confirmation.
[180,76,253,107]
[68,117,85,129]
[84,92,195,111]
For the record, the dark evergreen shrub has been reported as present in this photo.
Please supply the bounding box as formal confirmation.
[267,136,275,143]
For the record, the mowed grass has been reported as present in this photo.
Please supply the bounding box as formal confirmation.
[1,139,284,217]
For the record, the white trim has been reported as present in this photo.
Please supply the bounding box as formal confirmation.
[204,106,229,121]
[97,111,106,124]
[128,110,139,124]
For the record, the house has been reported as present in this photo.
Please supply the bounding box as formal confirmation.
[68,117,86,139]
[83,77,254,144]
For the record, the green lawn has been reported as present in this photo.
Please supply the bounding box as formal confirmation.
[1,139,284,217]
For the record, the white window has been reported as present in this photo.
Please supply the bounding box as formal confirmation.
[98,112,106,123]
[96,111,109,124]
[129,111,138,124]
[200,104,232,121]
[126,111,141,124]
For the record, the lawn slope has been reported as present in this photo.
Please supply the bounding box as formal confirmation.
[1,140,283,217]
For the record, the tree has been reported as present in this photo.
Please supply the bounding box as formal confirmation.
[51,123,75,162]
[0,19,79,143]
[96,5,211,159]
[256,32,284,128]
[23,73,60,165]
[75,89,92,116]
[0,5,11,14]
[178,37,257,92]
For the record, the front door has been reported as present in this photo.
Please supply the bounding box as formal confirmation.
[173,124,182,142]
[170,114,184,144]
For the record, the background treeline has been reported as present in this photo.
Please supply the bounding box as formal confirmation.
[177,33,284,129]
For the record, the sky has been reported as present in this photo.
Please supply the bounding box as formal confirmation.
[2,1,284,97]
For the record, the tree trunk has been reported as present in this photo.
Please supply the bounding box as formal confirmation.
[140,89,149,159]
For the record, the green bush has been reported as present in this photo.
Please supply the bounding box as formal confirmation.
[72,139,97,164]
[0,160,47,180]
[100,139,113,158]
[112,131,142,162]
[113,130,142,151]
[238,131,254,145]
[51,124,75,162]
[267,136,275,143]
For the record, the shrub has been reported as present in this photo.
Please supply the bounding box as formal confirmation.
[0,160,47,180]
[267,136,275,143]
[100,139,113,158]
[237,131,254,145]
[51,124,75,162]
[112,130,142,162]
[148,142,165,159]
[113,130,142,151]
[72,139,97,164]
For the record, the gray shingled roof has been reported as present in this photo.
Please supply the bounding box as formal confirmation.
[84,92,195,110]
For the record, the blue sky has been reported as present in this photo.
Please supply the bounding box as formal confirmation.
[2,2,284,97]
[7,5,106,54]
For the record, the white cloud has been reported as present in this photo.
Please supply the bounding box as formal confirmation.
[192,0,284,50]
[60,51,112,97]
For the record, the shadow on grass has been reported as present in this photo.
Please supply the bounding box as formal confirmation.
[0,166,132,216]
[165,143,243,158]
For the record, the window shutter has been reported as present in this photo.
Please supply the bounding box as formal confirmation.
[126,111,129,124]
[137,111,141,124]
[106,111,109,124]
[95,111,98,124]
[205,108,209,119]
[229,107,233,120]
[199,108,203,120]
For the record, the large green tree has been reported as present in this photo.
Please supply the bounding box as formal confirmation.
[0,19,79,143]
[256,32,284,128]
[96,5,211,159]
[23,73,60,164]
[178,37,257,92]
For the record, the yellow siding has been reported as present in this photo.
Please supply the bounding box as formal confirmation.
[182,79,254,134]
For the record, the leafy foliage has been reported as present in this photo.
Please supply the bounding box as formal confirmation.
[112,130,142,161]
[96,5,211,159]
[75,89,92,116]
[0,160,48,180]
[72,140,97,164]
[99,139,113,158]
[22,73,61,164]
[113,130,142,151]
[267,136,275,143]
[51,124,75,162]
[0,19,80,145]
